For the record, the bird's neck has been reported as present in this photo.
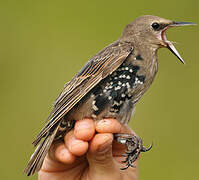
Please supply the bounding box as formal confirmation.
[132,43,159,85]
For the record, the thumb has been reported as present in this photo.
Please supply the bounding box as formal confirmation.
[87,133,121,180]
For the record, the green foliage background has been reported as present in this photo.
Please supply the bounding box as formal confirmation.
[0,0,198,179]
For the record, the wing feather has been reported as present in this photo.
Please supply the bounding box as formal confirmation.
[33,41,133,146]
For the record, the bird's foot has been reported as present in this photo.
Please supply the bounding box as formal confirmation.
[114,133,153,170]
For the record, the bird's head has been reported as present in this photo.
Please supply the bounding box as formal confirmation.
[121,15,196,63]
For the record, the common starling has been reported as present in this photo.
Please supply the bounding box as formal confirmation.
[24,15,196,176]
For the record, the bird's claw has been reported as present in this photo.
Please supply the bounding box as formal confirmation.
[141,142,153,152]
[114,133,152,170]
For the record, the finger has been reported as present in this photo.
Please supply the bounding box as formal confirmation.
[74,118,95,141]
[96,119,137,151]
[64,130,88,156]
[120,123,137,135]
[95,118,122,133]
[87,133,121,179]
[112,124,139,171]
[113,124,137,150]
[54,143,76,164]
[41,142,76,172]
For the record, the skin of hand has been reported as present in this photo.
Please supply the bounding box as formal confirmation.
[38,118,138,180]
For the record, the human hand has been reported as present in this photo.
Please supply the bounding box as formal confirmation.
[39,118,138,180]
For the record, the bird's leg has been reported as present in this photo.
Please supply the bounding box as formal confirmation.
[114,133,153,170]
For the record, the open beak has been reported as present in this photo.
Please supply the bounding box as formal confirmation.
[162,21,197,64]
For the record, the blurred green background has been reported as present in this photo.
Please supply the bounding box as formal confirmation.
[0,0,198,179]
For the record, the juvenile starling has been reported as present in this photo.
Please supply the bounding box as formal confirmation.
[24,15,196,175]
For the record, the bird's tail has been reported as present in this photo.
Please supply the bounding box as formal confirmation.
[24,125,59,176]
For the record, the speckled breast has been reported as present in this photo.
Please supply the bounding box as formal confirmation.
[90,59,146,118]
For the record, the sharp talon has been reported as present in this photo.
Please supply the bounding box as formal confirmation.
[141,142,153,152]
[130,164,136,168]
[126,150,134,154]
[121,160,127,163]
[121,167,127,170]
[115,133,152,170]
[121,164,130,170]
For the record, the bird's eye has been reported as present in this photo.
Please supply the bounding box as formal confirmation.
[151,22,160,30]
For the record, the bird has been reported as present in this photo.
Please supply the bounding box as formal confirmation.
[24,15,196,176]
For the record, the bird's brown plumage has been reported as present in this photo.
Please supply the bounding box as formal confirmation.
[33,41,133,146]
[24,15,195,176]
[25,41,133,175]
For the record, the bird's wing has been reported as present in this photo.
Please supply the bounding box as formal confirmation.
[33,41,133,145]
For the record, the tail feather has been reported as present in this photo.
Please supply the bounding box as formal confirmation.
[24,124,59,176]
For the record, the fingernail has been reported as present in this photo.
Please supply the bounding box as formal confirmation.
[77,121,91,129]
[96,119,121,133]
[97,119,112,127]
